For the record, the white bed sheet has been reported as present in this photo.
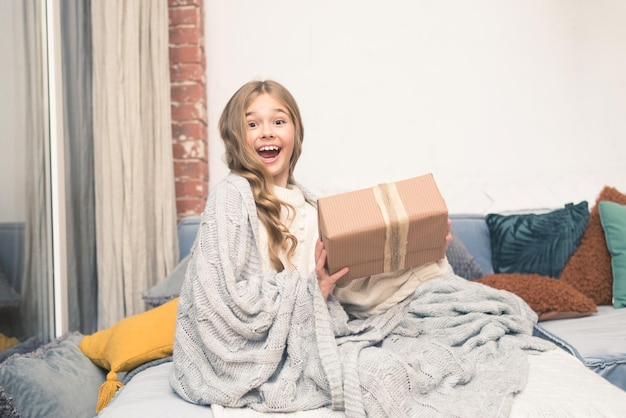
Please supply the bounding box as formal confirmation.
[97,360,214,418]
[510,348,626,417]
[99,348,626,418]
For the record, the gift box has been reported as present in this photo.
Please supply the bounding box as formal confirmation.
[318,173,448,283]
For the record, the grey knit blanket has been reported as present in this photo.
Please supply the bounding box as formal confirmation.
[329,271,552,417]
[170,174,552,418]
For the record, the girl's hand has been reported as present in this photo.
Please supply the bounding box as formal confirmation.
[315,238,349,300]
[444,218,452,251]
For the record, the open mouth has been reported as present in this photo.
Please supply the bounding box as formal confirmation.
[257,145,281,160]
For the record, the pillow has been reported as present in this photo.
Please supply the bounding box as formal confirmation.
[486,201,589,278]
[561,187,626,305]
[0,332,106,418]
[142,254,189,308]
[599,201,626,308]
[475,273,597,321]
[446,230,484,280]
[79,297,178,413]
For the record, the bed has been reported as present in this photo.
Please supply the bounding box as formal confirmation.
[533,306,626,390]
[97,349,626,418]
[4,198,626,418]
[98,209,626,418]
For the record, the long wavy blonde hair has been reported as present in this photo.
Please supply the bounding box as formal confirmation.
[219,80,304,271]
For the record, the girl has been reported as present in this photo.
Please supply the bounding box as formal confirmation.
[170,80,547,417]
[171,80,349,413]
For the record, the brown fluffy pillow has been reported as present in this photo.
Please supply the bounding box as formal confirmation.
[560,186,626,305]
[475,273,597,321]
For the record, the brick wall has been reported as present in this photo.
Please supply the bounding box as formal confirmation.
[168,0,208,220]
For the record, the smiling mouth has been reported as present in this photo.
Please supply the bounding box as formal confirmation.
[257,145,281,159]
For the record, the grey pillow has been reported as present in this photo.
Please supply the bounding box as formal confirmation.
[0,332,106,418]
[142,254,190,308]
[446,230,485,280]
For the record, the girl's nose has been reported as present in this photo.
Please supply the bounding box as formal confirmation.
[261,123,274,138]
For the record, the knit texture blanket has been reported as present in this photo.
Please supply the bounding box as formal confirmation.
[170,173,552,418]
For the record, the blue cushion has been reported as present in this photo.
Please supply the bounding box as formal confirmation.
[177,216,200,259]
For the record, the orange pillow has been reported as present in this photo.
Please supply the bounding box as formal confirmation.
[560,186,626,305]
[475,274,597,321]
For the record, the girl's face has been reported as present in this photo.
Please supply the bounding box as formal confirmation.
[245,93,295,188]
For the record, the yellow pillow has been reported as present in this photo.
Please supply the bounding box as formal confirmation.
[0,332,19,351]
[79,297,178,413]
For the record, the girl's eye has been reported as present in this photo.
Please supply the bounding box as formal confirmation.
[247,121,257,128]
[275,119,285,126]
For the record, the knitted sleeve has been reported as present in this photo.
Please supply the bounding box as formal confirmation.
[169,175,340,412]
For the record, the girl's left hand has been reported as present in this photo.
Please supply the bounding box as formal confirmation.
[315,238,349,300]
[444,218,452,250]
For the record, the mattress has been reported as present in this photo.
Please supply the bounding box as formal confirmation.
[534,305,626,391]
[99,348,626,417]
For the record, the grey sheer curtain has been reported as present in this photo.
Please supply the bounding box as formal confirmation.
[92,0,178,329]
[21,0,97,339]
[60,0,97,334]
[21,0,51,343]
[19,0,178,337]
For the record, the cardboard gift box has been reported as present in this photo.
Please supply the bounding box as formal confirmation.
[318,173,448,283]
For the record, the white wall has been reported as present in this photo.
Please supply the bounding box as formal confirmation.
[206,0,626,214]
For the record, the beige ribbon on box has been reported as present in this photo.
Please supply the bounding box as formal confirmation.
[372,182,410,273]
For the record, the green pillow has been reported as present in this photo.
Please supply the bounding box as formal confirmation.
[486,202,589,278]
[599,201,626,308]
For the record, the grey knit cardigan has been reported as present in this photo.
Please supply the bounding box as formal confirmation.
[170,173,552,418]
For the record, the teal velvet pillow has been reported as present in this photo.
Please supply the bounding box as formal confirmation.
[599,201,626,308]
[0,333,106,418]
[486,202,589,278]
